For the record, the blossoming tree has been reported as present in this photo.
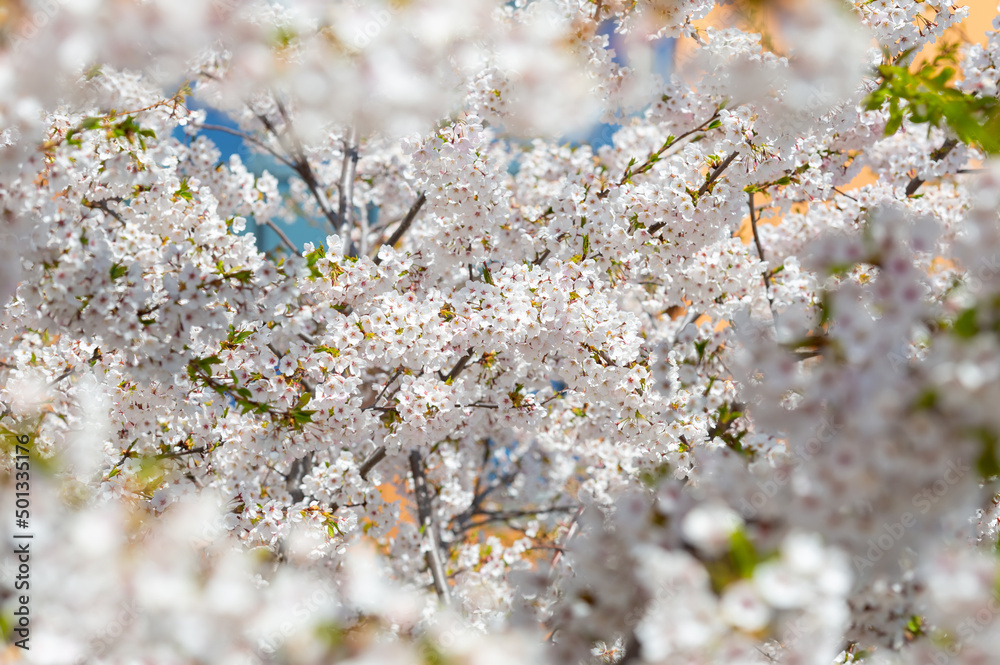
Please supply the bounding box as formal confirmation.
[2,0,1000,663]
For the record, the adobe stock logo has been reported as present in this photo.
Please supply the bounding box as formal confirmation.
[851,456,970,573]
[737,416,841,520]
[6,0,69,53]
[350,4,399,51]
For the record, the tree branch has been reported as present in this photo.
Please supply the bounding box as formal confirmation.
[84,198,127,226]
[905,137,958,197]
[455,505,578,534]
[362,367,403,411]
[374,192,426,265]
[647,150,739,236]
[196,123,296,169]
[696,150,740,198]
[287,452,313,503]
[338,127,360,257]
[261,218,299,255]
[617,109,722,187]
[409,450,451,604]
[256,102,340,233]
[748,192,775,318]
[47,367,74,388]
[439,349,475,383]
[359,446,387,481]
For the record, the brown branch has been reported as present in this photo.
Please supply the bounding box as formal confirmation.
[155,444,216,460]
[287,452,314,503]
[338,127,360,256]
[748,192,774,306]
[196,123,296,169]
[261,218,299,255]
[440,349,475,383]
[409,450,451,604]
[905,137,958,197]
[647,150,739,236]
[532,248,552,267]
[107,439,139,475]
[256,102,340,233]
[374,192,426,265]
[47,367,74,388]
[359,446,387,481]
[84,198,126,226]
[456,505,579,534]
[617,110,722,187]
[832,187,858,202]
[362,367,403,411]
[696,150,740,198]
[548,505,585,575]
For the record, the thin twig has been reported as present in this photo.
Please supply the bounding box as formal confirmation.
[47,367,74,388]
[84,198,127,226]
[456,505,579,534]
[362,368,403,410]
[548,505,585,574]
[532,248,551,267]
[648,149,739,236]
[831,187,858,201]
[196,123,296,169]
[107,439,139,475]
[748,192,775,316]
[155,444,216,460]
[261,218,299,255]
[617,109,722,188]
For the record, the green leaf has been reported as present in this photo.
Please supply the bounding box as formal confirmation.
[174,177,194,202]
[729,529,758,578]
[229,328,254,345]
[953,307,978,339]
[195,355,222,375]
[109,263,128,280]
[291,409,316,425]
[226,269,253,283]
[974,428,1000,478]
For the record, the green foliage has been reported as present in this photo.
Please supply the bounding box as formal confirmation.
[174,177,194,201]
[705,528,763,593]
[952,307,979,339]
[865,50,1000,153]
[64,114,157,149]
[109,263,129,280]
[304,244,326,279]
[481,263,495,286]
[226,326,255,346]
[972,427,1000,479]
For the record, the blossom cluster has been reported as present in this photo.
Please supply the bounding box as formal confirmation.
[1,0,1000,664]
